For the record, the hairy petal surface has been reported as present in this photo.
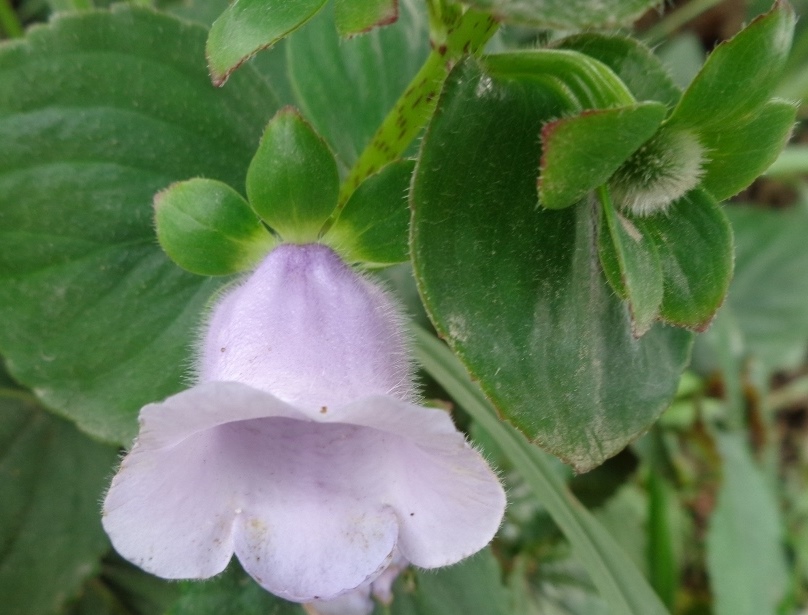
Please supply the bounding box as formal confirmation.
[199,244,413,409]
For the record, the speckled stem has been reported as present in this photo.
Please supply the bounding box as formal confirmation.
[337,8,498,206]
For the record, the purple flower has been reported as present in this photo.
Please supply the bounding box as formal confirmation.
[102,244,505,609]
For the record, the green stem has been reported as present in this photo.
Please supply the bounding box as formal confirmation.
[338,50,448,205]
[338,7,498,205]
[642,0,724,45]
[0,0,23,38]
[412,324,670,615]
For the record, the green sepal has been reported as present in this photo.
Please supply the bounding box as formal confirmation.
[644,189,734,330]
[335,0,397,37]
[555,33,681,107]
[246,108,339,243]
[323,160,413,267]
[667,0,795,131]
[539,102,666,209]
[206,0,327,86]
[598,189,663,337]
[700,99,796,201]
[155,178,275,277]
[483,50,635,110]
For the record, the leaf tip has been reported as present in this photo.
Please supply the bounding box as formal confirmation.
[336,0,399,38]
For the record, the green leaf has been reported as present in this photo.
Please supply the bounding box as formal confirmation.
[411,57,692,471]
[206,0,327,86]
[0,393,118,615]
[165,0,300,109]
[323,160,413,267]
[0,359,20,390]
[700,99,796,202]
[721,204,808,371]
[335,0,397,37]
[598,190,663,336]
[568,449,639,509]
[484,51,635,110]
[246,108,338,242]
[66,554,180,615]
[0,6,276,444]
[166,563,303,615]
[166,0,229,28]
[555,33,681,107]
[463,0,658,29]
[286,0,429,168]
[668,1,795,131]
[166,0,300,109]
[765,144,808,178]
[644,190,734,330]
[656,33,705,90]
[386,549,510,615]
[155,178,275,276]
[593,484,648,576]
[413,326,671,615]
[539,102,666,209]
[598,213,629,301]
[706,433,788,615]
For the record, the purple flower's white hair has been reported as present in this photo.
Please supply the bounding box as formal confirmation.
[197,244,415,408]
[102,243,506,613]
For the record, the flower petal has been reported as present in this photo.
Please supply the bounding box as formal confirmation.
[332,396,507,568]
[198,244,413,410]
[135,380,304,449]
[104,382,505,600]
[102,425,236,579]
[102,382,308,579]
[391,441,506,568]
[370,549,408,604]
[235,497,397,603]
[218,416,400,601]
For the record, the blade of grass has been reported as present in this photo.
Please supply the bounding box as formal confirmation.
[648,471,678,610]
[412,324,670,615]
